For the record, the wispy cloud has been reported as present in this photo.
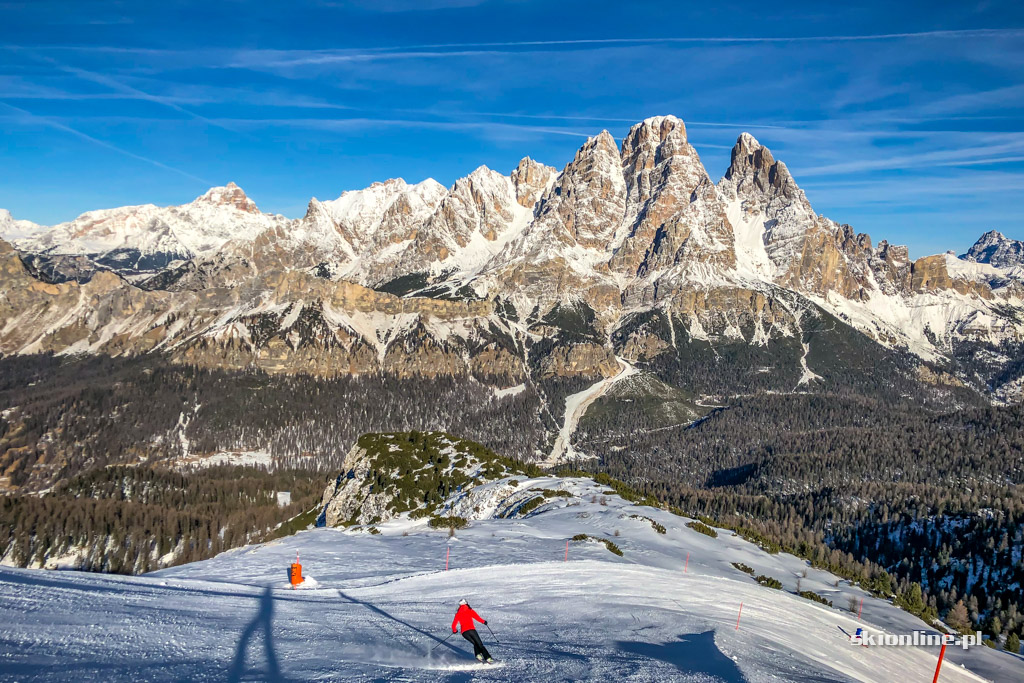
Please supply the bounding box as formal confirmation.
[796,137,1024,176]
[10,27,1023,62]
[802,171,1024,203]
[0,101,209,184]
[328,0,494,11]
[21,52,240,132]
[206,116,595,140]
[222,29,1024,67]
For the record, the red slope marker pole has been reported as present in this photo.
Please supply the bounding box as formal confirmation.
[932,642,947,683]
[858,597,863,620]
[565,539,568,562]
[446,545,450,571]
[684,552,689,573]
[735,602,743,630]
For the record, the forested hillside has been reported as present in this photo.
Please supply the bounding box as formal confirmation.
[1,352,1022,649]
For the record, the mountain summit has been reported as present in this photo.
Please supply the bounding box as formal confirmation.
[1,115,1023,406]
[962,230,1024,268]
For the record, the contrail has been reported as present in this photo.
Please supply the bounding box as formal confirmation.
[359,28,1024,50]
[18,50,238,133]
[233,28,1024,66]
[1,101,210,185]
[8,27,1021,68]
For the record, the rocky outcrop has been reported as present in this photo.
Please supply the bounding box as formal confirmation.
[615,117,737,303]
[536,342,620,379]
[318,443,393,527]
[910,254,991,298]
[317,432,529,527]
[511,157,556,208]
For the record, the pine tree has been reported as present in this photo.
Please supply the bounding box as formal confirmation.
[896,583,925,616]
[1006,632,1020,655]
[947,600,970,633]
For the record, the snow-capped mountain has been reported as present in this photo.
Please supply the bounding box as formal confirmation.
[3,182,289,280]
[2,115,1023,402]
[962,230,1024,269]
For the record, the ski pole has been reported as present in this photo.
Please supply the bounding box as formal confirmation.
[484,622,500,645]
[430,631,455,653]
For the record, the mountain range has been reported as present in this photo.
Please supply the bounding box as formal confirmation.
[2,114,1024,416]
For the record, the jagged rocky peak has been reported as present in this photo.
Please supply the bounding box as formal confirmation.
[619,115,694,207]
[319,177,447,250]
[0,209,43,241]
[724,133,800,201]
[539,129,627,249]
[613,115,737,286]
[431,165,518,244]
[621,115,688,164]
[195,182,259,214]
[962,230,1024,268]
[511,157,556,208]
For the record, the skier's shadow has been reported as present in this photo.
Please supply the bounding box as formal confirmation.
[617,631,746,682]
[228,587,286,682]
[335,589,454,652]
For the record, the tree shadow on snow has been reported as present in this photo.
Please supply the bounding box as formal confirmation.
[617,631,747,682]
[228,587,287,682]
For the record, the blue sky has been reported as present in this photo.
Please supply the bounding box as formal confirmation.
[2,1,1023,258]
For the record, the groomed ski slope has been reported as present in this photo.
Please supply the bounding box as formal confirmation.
[1,476,1021,682]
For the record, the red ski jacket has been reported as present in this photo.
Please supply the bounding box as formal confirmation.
[451,605,485,633]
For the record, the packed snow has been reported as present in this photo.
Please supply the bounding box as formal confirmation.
[1,475,1019,682]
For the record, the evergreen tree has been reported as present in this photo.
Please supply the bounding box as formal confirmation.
[947,601,970,633]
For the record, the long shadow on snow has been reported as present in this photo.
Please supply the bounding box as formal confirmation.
[0,569,140,596]
[0,652,223,682]
[617,631,747,682]
[334,589,468,657]
[228,587,289,683]
[0,569,276,604]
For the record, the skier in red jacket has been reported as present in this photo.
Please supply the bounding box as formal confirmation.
[451,599,493,663]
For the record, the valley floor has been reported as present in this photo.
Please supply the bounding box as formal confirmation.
[0,479,1020,682]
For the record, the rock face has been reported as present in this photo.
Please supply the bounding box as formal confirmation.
[962,231,1024,268]
[615,116,736,286]
[2,115,1024,399]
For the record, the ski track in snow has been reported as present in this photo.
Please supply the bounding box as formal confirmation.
[0,477,1018,682]
[541,357,638,468]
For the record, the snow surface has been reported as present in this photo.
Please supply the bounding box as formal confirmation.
[726,198,776,282]
[1,476,1018,682]
[175,449,274,470]
[542,357,638,467]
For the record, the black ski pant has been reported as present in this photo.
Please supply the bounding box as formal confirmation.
[461,628,491,660]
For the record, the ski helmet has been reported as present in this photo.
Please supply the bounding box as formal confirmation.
[458,599,468,605]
